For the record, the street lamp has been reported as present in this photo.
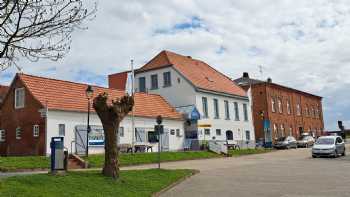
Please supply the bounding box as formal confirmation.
[85,85,94,157]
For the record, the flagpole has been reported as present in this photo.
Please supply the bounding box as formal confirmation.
[131,59,135,154]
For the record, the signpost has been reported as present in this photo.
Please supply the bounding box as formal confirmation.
[155,115,163,169]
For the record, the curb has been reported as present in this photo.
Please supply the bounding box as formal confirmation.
[152,169,200,197]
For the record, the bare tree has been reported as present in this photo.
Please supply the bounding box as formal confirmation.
[93,93,134,179]
[0,0,97,71]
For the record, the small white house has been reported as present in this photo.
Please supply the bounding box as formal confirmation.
[109,50,255,148]
[0,73,184,156]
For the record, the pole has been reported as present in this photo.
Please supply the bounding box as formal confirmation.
[86,98,90,157]
[131,59,135,153]
[158,129,161,169]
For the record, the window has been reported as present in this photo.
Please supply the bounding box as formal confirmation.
[278,99,282,113]
[213,98,219,119]
[289,127,293,136]
[139,77,146,92]
[150,74,158,89]
[15,88,25,109]
[224,100,230,120]
[234,102,239,121]
[59,124,65,136]
[280,124,285,137]
[245,130,250,141]
[176,129,182,137]
[273,124,278,137]
[16,127,21,139]
[202,97,208,118]
[163,71,171,87]
[311,107,315,118]
[305,106,309,117]
[296,103,301,116]
[204,129,210,135]
[0,130,5,142]
[243,103,248,121]
[216,129,221,136]
[286,100,291,114]
[271,98,276,113]
[148,131,158,143]
[119,127,124,137]
[33,125,39,137]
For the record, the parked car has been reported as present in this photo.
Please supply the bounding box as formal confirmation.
[312,136,346,158]
[274,136,297,149]
[297,135,315,148]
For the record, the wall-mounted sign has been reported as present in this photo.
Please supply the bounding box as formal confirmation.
[198,124,212,128]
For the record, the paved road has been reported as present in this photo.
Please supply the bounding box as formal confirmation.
[157,147,350,197]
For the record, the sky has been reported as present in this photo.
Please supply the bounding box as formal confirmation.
[1,0,350,130]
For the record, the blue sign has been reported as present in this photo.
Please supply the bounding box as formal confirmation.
[190,107,201,120]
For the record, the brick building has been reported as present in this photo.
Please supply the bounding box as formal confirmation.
[234,73,324,146]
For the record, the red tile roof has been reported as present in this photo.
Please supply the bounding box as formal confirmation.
[138,50,247,97]
[18,74,183,120]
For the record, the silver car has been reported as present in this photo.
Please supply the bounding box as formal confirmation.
[297,135,315,148]
[312,136,346,158]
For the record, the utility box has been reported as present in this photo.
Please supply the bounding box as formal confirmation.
[50,137,67,172]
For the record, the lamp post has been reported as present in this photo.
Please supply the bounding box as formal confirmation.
[85,85,94,157]
[155,115,163,169]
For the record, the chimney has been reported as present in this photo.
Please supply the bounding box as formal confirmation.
[267,77,272,83]
[243,72,249,78]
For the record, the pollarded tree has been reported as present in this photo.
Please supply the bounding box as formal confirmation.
[93,92,134,178]
[0,0,97,71]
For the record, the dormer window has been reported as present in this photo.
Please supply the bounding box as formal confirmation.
[15,88,25,109]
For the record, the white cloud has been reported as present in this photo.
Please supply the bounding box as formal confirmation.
[1,0,350,130]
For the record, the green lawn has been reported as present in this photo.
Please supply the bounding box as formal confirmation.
[0,169,193,197]
[86,151,220,168]
[228,148,273,157]
[0,156,49,172]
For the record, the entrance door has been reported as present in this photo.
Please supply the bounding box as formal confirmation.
[299,127,303,136]
[226,130,233,140]
[161,130,169,152]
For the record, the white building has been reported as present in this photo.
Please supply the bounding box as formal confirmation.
[0,73,184,156]
[109,50,255,148]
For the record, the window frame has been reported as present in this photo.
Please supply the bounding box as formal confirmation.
[33,125,40,137]
[119,127,124,137]
[271,97,276,113]
[14,88,25,109]
[243,103,248,121]
[245,130,251,141]
[163,71,172,87]
[278,98,283,113]
[58,124,65,136]
[216,129,221,136]
[16,127,21,140]
[202,97,208,118]
[150,74,158,90]
[213,98,219,119]
[234,102,240,121]
[204,129,210,135]
[296,103,301,116]
[286,100,291,114]
[224,100,230,120]
[0,130,5,142]
[138,77,146,92]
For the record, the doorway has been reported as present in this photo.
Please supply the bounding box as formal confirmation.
[226,130,233,140]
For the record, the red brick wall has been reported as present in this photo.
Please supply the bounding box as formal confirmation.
[0,77,46,156]
[251,83,324,143]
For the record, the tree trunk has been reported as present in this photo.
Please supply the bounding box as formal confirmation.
[102,123,119,178]
[93,92,134,179]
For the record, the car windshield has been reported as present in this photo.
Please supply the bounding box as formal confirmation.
[316,138,334,145]
[277,137,286,142]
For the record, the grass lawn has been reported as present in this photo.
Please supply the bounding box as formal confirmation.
[0,169,193,197]
[0,156,49,172]
[228,148,273,157]
[86,151,221,168]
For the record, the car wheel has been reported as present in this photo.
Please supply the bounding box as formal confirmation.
[342,149,346,156]
[334,150,338,158]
